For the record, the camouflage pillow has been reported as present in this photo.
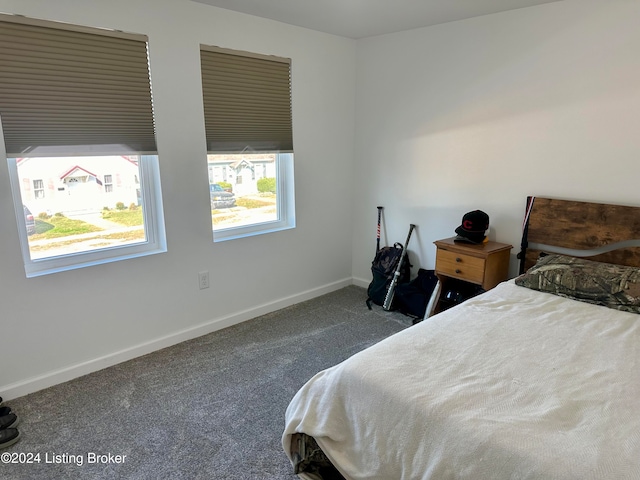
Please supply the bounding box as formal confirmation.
[515,254,640,314]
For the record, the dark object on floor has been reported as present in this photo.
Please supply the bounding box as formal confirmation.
[290,432,345,480]
[0,396,14,421]
[366,243,410,310]
[394,268,439,320]
[0,413,18,430]
[438,279,485,312]
[0,428,20,449]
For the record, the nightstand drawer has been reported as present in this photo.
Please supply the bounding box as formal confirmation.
[436,250,485,284]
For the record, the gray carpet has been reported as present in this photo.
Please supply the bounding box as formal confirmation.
[2,286,411,479]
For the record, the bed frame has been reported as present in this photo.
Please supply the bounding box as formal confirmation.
[519,196,640,273]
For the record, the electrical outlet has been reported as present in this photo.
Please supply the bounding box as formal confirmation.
[198,271,209,290]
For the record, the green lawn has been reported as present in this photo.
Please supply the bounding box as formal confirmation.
[102,208,144,226]
[32,215,103,239]
[30,208,142,241]
[235,197,275,209]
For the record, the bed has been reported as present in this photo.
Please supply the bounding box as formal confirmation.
[282,197,640,480]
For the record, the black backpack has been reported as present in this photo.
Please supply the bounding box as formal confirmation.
[394,268,439,321]
[366,243,411,310]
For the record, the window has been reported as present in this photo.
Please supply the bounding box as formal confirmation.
[0,14,165,277]
[8,155,164,275]
[33,179,45,199]
[104,174,113,193]
[200,46,295,241]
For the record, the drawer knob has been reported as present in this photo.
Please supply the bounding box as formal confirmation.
[456,257,462,262]
[455,269,461,274]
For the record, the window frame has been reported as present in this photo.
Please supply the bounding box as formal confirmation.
[212,152,295,242]
[7,154,166,278]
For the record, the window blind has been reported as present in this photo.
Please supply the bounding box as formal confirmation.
[200,45,293,153]
[0,14,156,157]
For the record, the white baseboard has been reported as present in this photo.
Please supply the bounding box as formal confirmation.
[1,278,353,401]
[352,276,370,288]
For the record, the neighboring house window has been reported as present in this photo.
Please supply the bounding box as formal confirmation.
[200,46,295,241]
[0,14,166,278]
[33,179,45,199]
[104,175,113,193]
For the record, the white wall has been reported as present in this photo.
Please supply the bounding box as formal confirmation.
[0,0,356,398]
[352,0,640,284]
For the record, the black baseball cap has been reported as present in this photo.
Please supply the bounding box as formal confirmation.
[454,210,489,244]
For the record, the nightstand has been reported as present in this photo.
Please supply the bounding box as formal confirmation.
[430,237,512,314]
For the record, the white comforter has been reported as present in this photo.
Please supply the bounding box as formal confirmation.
[283,281,640,479]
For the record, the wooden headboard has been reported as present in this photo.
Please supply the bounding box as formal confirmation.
[519,196,640,273]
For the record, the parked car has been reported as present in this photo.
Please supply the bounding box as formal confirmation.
[23,205,36,235]
[210,183,236,209]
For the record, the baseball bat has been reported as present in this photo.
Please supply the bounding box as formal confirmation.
[382,223,416,311]
[376,206,383,254]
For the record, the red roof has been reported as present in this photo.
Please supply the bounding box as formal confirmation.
[59,165,98,180]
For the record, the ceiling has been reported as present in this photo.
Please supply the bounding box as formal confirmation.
[190,0,562,39]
